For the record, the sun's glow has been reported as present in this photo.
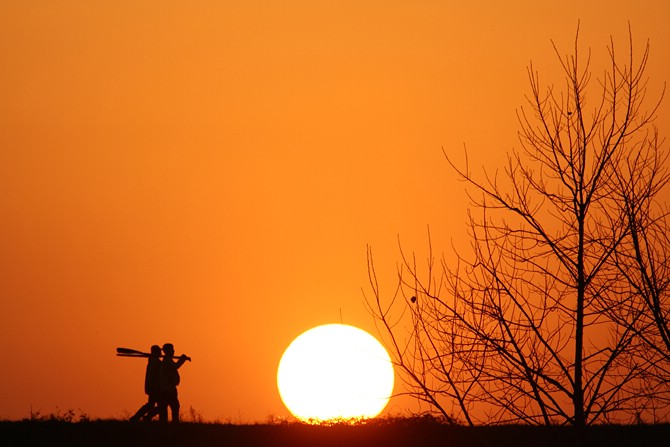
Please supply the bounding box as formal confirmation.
[277,324,394,423]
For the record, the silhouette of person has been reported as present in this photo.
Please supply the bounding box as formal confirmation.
[157,343,189,423]
[129,345,162,422]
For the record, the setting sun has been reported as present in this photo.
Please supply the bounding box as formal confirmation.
[277,324,394,423]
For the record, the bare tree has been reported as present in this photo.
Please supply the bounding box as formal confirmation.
[366,26,667,426]
[610,105,670,419]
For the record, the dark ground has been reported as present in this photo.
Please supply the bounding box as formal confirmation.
[2,419,669,447]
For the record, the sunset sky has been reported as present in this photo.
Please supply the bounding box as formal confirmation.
[1,1,668,422]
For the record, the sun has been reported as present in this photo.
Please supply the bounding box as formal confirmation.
[277,324,394,423]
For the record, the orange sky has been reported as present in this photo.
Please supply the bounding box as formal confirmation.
[1,1,668,422]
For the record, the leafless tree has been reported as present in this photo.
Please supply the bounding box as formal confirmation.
[366,26,667,426]
[610,104,670,419]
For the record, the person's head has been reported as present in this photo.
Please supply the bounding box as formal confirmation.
[150,345,161,357]
[162,343,175,357]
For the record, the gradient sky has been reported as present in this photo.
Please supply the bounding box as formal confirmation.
[1,1,668,422]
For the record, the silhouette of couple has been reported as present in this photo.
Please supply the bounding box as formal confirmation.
[130,343,190,423]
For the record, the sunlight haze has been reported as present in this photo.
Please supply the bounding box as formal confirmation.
[1,0,668,422]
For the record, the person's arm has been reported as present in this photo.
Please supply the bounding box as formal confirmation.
[175,354,191,369]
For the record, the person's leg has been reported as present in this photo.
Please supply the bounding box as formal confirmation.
[130,398,153,421]
[158,394,168,422]
[170,391,180,423]
[142,395,160,421]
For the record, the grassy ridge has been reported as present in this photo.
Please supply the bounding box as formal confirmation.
[2,419,669,447]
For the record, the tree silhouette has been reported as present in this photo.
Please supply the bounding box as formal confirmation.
[366,26,667,426]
